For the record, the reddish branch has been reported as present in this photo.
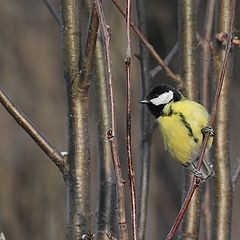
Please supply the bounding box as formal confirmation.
[125,0,137,240]
[95,0,115,135]
[107,130,128,240]
[166,0,236,238]
[110,0,180,83]
[95,0,129,239]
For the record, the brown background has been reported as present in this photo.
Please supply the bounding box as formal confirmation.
[0,0,239,239]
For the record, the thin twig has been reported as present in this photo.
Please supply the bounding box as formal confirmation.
[95,0,115,135]
[42,0,61,25]
[110,0,180,83]
[0,87,67,175]
[232,157,240,190]
[107,131,129,240]
[166,179,201,240]
[135,0,152,239]
[125,0,137,239]
[95,33,117,240]
[150,42,179,79]
[166,0,236,238]
[80,4,99,86]
[201,0,215,107]
[95,0,129,239]
[200,1,215,239]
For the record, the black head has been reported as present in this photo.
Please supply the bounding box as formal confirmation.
[140,84,183,118]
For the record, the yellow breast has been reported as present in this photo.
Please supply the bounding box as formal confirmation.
[158,100,212,164]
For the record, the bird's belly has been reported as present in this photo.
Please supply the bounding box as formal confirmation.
[159,116,200,164]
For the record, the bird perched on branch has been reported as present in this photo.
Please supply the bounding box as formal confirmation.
[140,84,214,180]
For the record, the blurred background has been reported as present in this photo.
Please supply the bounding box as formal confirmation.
[0,0,239,239]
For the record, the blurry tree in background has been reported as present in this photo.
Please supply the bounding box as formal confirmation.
[0,0,240,240]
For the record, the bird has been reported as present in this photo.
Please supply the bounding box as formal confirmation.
[140,84,214,180]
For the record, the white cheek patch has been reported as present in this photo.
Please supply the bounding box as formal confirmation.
[150,90,173,106]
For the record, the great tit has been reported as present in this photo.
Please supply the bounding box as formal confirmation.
[140,84,214,180]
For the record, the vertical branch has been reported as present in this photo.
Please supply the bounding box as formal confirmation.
[61,1,83,237]
[167,0,235,238]
[95,1,129,239]
[178,0,201,239]
[200,1,215,239]
[61,1,98,239]
[95,34,117,239]
[135,0,152,239]
[211,0,234,239]
[201,0,215,107]
[107,131,129,240]
[110,0,180,83]
[125,1,137,240]
[178,0,197,100]
[81,4,117,238]
[80,5,99,83]
[95,0,115,134]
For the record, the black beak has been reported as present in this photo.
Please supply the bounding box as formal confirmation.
[139,100,150,104]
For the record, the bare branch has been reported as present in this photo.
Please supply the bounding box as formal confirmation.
[177,0,201,238]
[110,0,181,83]
[95,0,129,239]
[80,4,99,87]
[200,1,215,239]
[203,181,211,240]
[61,0,98,238]
[201,0,215,107]
[42,0,61,25]
[232,157,240,190]
[107,130,129,240]
[125,0,137,239]
[135,0,152,239]
[95,35,117,239]
[0,87,67,175]
[166,0,236,238]
[95,0,115,135]
[166,179,201,240]
[150,42,179,79]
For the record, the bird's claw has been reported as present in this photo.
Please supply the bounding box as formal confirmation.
[202,126,214,137]
[185,163,207,181]
[192,169,206,181]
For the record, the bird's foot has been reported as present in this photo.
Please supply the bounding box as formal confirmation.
[201,126,214,137]
[185,163,206,181]
[192,169,206,181]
